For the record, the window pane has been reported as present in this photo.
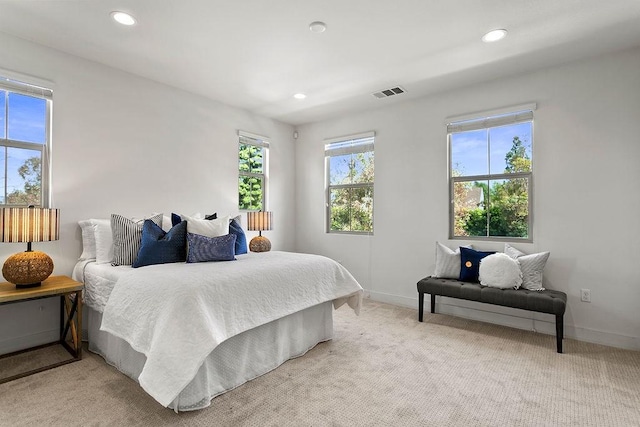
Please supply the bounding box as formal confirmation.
[487,178,529,238]
[0,147,4,204]
[450,129,488,177]
[352,151,374,184]
[453,180,488,237]
[239,143,250,173]
[330,188,351,231]
[238,175,263,211]
[0,91,5,139]
[329,154,351,185]
[249,146,263,174]
[6,148,41,206]
[329,186,373,232]
[8,93,46,144]
[350,186,373,232]
[489,122,532,174]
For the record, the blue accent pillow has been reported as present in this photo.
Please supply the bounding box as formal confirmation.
[459,247,495,282]
[172,212,217,226]
[132,220,187,268]
[186,232,236,263]
[229,218,247,255]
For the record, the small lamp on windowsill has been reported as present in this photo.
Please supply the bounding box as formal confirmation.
[247,211,272,252]
[1,206,60,288]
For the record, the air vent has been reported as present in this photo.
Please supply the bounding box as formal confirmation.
[372,86,405,99]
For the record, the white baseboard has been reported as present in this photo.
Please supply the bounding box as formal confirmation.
[365,289,639,351]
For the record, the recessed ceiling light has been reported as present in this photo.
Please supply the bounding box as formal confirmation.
[111,11,137,26]
[309,21,327,33]
[293,93,307,100]
[482,29,507,42]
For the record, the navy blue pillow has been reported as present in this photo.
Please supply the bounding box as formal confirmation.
[186,232,236,263]
[171,213,182,227]
[459,247,495,282]
[229,218,247,255]
[172,212,217,226]
[132,220,187,268]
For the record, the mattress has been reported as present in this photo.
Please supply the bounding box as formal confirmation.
[72,259,132,312]
[73,259,335,411]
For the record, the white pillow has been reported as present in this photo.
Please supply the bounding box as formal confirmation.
[93,219,114,264]
[78,220,97,260]
[159,215,173,233]
[182,214,230,238]
[433,242,472,279]
[504,243,550,291]
[479,253,523,289]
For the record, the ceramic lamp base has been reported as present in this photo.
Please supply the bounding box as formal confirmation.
[2,250,54,288]
[249,236,271,252]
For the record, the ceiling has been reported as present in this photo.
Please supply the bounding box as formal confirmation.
[1,0,640,126]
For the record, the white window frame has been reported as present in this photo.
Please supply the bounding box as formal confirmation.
[447,104,535,242]
[0,74,53,208]
[324,131,375,234]
[238,130,269,211]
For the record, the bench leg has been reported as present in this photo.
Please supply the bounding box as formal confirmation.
[418,292,424,322]
[556,314,564,353]
[431,294,436,313]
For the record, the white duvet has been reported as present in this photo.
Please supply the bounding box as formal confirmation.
[100,251,363,407]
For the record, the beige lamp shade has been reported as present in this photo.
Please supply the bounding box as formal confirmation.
[0,207,60,243]
[0,207,60,288]
[246,211,273,252]
[247,211,273,232]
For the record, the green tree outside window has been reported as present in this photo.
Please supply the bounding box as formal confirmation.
[238,136,267,211]
[450,115,533,240]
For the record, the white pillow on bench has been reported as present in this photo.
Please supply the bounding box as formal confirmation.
[479,253,523,289]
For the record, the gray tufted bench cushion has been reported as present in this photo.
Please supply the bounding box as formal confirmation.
[417,276,567,353]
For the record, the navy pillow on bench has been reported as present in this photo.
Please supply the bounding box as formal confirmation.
[459,247,495,282]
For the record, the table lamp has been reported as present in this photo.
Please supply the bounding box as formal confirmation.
[0,206,60,288]
[247,211,272,252]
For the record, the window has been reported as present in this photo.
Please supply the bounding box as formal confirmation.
[325,132,374,233]
[238,131,269,211]
[0,77,52,207]
[448,105,534,241]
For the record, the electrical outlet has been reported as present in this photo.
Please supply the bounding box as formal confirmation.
[580,289,591,303]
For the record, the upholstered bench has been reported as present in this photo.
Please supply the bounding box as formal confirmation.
[417,276,568,353]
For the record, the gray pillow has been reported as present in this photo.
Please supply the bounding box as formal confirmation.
[504,243,550,291]
[433,242,472,279]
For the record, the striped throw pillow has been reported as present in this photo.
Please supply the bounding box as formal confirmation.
[504,243,550,291]
[111,213,163,266]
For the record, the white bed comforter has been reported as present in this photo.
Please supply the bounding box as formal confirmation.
[100,251,363,407]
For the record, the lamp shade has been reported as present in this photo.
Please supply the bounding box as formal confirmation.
[247,211,272,253]
[0,207,60,243]
[247,211,273,232]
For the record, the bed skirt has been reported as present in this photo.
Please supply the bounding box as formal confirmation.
[86,302,334,411]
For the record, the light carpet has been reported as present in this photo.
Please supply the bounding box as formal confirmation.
[0,299,639,426]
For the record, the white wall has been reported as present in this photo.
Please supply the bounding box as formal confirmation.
[295,47,640,350]
[0,33,296,354]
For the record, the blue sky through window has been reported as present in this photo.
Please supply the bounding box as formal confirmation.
[451,122,532,176]
[0,90,47,204]
[329,152,373,185]
[7,93,46,143]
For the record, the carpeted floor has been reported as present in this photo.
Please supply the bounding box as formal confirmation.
[0,299,639,426]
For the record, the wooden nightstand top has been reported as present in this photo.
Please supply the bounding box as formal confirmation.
[0,275,83,304]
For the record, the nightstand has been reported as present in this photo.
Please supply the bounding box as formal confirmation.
[0,275,83,384]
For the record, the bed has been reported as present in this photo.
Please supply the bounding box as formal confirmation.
[72,250,362,412]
